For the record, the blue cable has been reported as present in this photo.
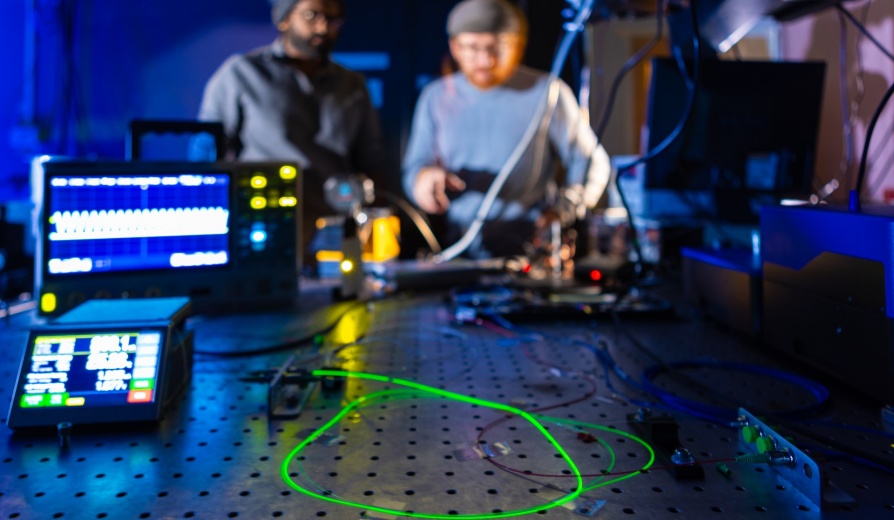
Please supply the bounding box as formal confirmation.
[640,360,830,423]
[578,340,661,409]
[471,302,832,425]
[800,420,894,440]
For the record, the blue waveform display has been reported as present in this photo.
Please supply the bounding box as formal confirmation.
[46,174,230,275]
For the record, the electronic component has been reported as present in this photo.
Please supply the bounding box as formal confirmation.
[268,358,318,420]
[7,297,192,429]
[627,409,705,480]
[375,259,495,292]
[682,246,761,337]
[634,58,824,223]
[323,174,374,216]
[761,204,894,403]
[32,160,301,316]
[736,408,854,509]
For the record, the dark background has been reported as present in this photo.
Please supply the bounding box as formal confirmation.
[0,0,574,205]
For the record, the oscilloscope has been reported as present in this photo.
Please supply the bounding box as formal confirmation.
[33,160,302,316]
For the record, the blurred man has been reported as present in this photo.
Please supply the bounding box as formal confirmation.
[402,0,610,259]
[199,0,385,257]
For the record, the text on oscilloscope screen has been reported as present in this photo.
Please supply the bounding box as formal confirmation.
[46,174,230,275]
[19,331,163,409]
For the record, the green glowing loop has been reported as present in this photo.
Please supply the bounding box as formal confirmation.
[294,389,436,496]
[282,370,585,519]
[292,391,629,497]
[587,436,618,488]
[534,414,657,491]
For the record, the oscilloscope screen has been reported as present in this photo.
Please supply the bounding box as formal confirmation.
[44,174,231,275]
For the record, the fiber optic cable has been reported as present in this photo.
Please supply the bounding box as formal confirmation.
[282,371,585,519]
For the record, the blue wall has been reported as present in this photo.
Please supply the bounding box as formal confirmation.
[0,0,468,205]
[0,1,27,201]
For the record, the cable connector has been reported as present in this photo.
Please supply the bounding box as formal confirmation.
[671,447,695,465]
[736,449,795,468]
[729,415,748,429]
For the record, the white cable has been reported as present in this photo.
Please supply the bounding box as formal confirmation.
[434,0,596,263]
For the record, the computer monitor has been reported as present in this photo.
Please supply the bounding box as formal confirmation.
[640,58,826,224]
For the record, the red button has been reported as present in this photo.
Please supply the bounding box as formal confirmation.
[127,389,153,403]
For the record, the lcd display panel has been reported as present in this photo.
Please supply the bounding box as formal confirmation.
[44,173,230,275]
[17,330,163,409]
[8,327,171,428]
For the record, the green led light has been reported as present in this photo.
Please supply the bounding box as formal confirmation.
[282,370,585,519]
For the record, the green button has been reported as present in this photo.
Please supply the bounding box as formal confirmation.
[131,379,155,390]
[756,436,775,454]
[20,394,48,408]
[742,425,760,443]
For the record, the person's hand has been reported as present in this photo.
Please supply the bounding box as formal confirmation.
[412,166,466,214]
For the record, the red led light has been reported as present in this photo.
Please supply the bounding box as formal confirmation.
[589,270,603,282]
[522,264,532,274]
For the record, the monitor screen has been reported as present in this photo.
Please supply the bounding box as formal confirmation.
[45,173,230,275]
[16,329,164,410]
[643,58,825,223]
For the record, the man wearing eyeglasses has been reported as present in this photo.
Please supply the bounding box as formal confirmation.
[199,0,385,258]
[402,0,611,260]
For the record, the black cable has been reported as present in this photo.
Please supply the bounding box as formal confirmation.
[852,80,894,209]
[374,189,442,254]
[836,3,894,63]
[192,301,366,358]
[594,0,666,140]
[615,0,702,275]
[615,26,701,174]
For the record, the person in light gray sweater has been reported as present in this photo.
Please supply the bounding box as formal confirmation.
[402,0,610,259]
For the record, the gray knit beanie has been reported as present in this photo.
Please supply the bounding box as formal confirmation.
[270,0,300,24]
[446,0,524,37]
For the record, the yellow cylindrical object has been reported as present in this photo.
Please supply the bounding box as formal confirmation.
[371,216,400,262]
[362,210,400,263]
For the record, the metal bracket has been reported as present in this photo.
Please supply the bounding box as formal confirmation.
[737,408,855,510]
[267,355,318,420]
